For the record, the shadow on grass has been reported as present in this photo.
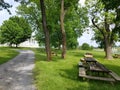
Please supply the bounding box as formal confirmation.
[59,65,79,81]
[59,64,120,90]
[104,63,120,75]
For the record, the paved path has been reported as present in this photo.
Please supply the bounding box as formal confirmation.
[0,50,36,90]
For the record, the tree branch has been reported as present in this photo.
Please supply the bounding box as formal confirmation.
[91,17,105,37]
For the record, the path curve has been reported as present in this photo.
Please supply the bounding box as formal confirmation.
[0,50,36,90]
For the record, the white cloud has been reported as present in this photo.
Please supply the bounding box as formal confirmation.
[78,30,98,47]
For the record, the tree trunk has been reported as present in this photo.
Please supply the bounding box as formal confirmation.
[104,37,113,60]
[16,44,18,48]
[60,0,66,59]
[40,0,51,61]
[104,15,113,60]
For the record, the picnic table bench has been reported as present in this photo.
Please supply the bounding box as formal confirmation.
[88,62,110,74]
[113,54,120,58]
[78,62,115,82]
[79,56,120,83]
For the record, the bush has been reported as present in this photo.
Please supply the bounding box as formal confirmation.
[81,43,93,50]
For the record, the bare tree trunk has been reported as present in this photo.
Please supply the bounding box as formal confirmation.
[40,0,51,61]
[104,37,113,60]
[60,0,66,59]
[104,15,113,60]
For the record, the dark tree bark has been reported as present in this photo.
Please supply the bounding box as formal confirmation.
[40,0,51,61]
[60,0,67,59]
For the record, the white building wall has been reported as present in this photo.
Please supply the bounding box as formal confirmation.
[0,38,39,48]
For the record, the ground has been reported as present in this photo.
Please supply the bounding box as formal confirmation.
[0,50,36,90]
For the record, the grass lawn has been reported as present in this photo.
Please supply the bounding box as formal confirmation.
[33,48,120,90]
[0,47,19,64]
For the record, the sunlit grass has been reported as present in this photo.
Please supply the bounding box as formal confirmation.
[33,48,120,90]
[0,47,19,64]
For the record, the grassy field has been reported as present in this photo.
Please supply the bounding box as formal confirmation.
[33,48,120,90]
[0,47,19,64]
[0,47,120,90]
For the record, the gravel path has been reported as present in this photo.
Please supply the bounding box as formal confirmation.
[0,50,36,90]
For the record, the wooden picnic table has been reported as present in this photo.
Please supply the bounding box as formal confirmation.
[84,57,110,75]
[88,62,110,74]
[84,57,97,63]
[79,57,120,83]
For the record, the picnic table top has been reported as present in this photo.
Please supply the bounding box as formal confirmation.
[84,57,97,62]
[89,63,110,73]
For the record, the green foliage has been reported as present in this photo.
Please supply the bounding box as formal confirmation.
[81,43,93,50]
[86,0,120,48]
[100,0,120,10]
[0,16,32,47]
[17,0,89,49]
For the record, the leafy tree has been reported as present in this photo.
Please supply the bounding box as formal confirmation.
[81,43,93,50]
[60,0,66,58]
[92,30,104,49]
[17,0,89,59]
[0,16,32,47]
[39,0,51,61]
[86,0,120,60]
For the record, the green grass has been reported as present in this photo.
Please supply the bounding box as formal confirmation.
[33,49,120,90]
[0,47,19,64]
[0,47,120,89]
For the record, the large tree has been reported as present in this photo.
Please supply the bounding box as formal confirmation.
[17,0,88,59]
[39,0,51,61]
[60,0,66,58]
[86,0,120,60]
[0,16,32,47]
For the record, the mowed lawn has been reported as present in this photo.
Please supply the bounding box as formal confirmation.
[0,47,19,64]
[33,49,120,90]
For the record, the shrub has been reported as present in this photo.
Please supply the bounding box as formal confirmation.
[81,43,93,50]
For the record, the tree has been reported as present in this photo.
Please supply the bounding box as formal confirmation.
[60,0,87,58]
[39,0,51,61]
[0,16,32,47]
[60,0,66,59]
[86,0,120,60]
[92,30,105,49]
[81,43,93,50]
[100,0,120,38]
[17,0,89,59]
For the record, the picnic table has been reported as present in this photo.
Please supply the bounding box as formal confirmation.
[84,57,97,63]
[113,53,120,58]
[79,53,120,83]
[84,57,110,75]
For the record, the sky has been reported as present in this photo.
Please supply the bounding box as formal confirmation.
[0,0,98,47]
[0,0,19,25]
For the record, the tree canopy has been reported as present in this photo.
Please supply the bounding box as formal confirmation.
[0,16,32,47]
[86,0,120,59]
[17,0,88,49]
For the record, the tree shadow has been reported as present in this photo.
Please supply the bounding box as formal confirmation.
[59,64,120,90]
[59,65,79,81]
